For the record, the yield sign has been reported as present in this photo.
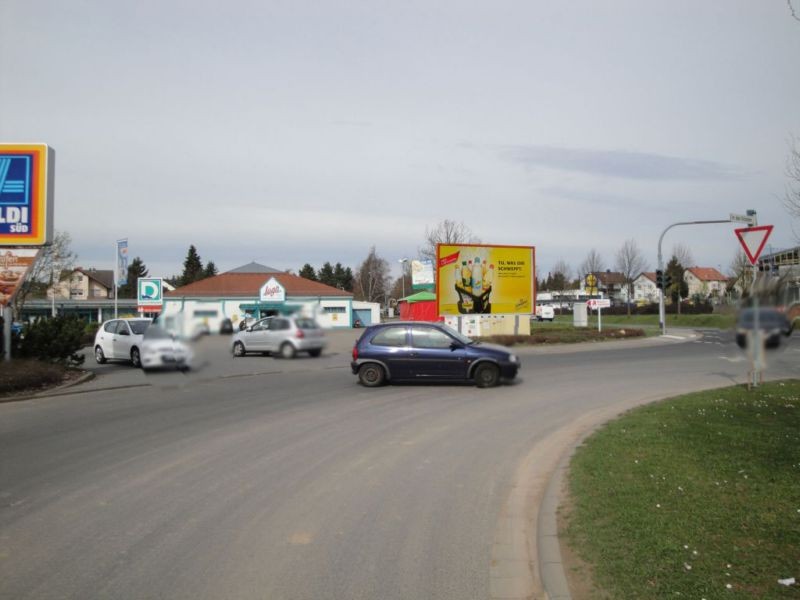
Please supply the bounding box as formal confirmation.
[735,225,773,265]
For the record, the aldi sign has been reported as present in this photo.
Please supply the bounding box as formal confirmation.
[0,144,55,246]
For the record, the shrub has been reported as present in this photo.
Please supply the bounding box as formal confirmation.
[14,315,86,366]
[0,359,69,395]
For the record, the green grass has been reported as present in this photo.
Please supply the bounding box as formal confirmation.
[563,381,800,599]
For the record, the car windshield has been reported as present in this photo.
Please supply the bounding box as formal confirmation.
[143,325,171,340]
[129,321,151,335]
[295,318,320,330]
[737,309,786,327]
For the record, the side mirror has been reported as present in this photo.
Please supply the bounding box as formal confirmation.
[246,326,253,332]
[450,342,464,351]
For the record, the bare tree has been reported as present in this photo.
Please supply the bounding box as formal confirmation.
[615,238,648,315]
[729,249,754,299]
[671,243,694,269]
[419,220,480,262]
[353,246,391,304]
[784,135,800,240]
[578,249,605,278]
[14,231,77,319]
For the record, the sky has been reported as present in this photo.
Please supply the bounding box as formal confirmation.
[2,1,799,283]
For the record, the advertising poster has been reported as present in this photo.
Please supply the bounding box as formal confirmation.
[0,248,40,307]
[0,144,54,247]
[411,259,434,289]
[436,244,535,316]
[117,239,128,286]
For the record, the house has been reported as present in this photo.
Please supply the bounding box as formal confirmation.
[592,271,628,302]
[50,267,115,300]
[633,272,658,303]
[684,267,727,302]
[162,262,360,332]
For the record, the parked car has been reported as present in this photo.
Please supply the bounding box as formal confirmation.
[735,308,794,349]
[219,318,234,334]
[140,325,193,371]
[94,318,152,367]
[351,322,520,388]
[231,315,326,358]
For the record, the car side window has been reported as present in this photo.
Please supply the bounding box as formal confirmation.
[270,319,290,331]
[371,327,408,347]
[104,321,117,333]
[411,327,455,349]
[252,319,269,331]
[116,321,131,335]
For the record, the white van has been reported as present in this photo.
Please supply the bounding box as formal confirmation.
[535,305,555,322]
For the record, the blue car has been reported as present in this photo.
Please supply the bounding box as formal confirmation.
[351,322,520,388]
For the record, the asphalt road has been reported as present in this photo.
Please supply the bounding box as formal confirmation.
[1,329,797,599]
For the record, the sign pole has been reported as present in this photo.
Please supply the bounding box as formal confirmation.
[2,304,11,362]
[597,307,601,332]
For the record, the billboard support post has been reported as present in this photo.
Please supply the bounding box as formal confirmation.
[2,304,11,362]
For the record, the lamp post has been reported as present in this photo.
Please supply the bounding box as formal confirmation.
[399,258,408,299]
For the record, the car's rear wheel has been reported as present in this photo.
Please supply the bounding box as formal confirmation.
[474,363,500,388]
[358,363,385,387]
[308,348,322,357]
[95,346,106,364]
[131,347,142,369]
[280,343,296,359]
[233,341,246,357]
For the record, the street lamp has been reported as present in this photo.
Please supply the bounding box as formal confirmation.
[399,258,408,299]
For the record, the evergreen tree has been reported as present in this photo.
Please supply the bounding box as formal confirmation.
[204,261,218,278]
[317,262,336,287]
[666,255,689,312]
[334,263,354,291]
[118,257,149,299]
[179,245,204,286]
[299,264,318,281]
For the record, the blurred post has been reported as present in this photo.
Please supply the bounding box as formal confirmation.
[3,304,11,362]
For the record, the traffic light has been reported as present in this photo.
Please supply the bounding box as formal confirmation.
[663,273,672,289]
[656,270,664,289]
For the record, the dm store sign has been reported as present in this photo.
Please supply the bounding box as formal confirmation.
[0,144,54,246]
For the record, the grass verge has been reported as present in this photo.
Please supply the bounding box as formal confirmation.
[0,359,83,398]
[552,313,736,329]
[563,380,800,599]
[481,326,646,346]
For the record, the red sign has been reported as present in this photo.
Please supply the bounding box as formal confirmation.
[735,225,773,265]
[587,298,611,309]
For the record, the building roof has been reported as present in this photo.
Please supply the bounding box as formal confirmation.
[166,271,352,298]
[593,271,626,286]
[686,267,727,282]
[637,272,657,283]
[401,291,436,303]
[74,268,114,289]
[225,262,283,274]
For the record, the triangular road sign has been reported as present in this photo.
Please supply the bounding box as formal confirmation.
[735,225,773,265]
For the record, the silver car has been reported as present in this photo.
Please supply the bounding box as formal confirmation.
[231,315,326,359]
[141,325,194,371]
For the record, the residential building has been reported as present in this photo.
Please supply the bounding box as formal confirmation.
[684,267,727,302]
[592,271,628,302]
[633,272,658,303]
[49,268,114,300]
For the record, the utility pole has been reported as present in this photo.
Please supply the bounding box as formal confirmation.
[657,213,755,334]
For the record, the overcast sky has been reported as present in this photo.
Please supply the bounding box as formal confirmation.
[2,1,799,281]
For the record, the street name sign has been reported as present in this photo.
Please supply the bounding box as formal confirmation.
[729,213,755,225]
[735,225,773,265]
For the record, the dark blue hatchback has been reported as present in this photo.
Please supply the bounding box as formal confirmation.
[351,322,520,388]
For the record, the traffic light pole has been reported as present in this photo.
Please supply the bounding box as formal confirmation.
[657,219,738,335]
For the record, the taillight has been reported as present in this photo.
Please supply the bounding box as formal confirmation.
[295,329,305,339]
[352,344,358,361]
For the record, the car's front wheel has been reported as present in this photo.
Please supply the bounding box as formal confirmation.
[280,343,297,359]
[358,363,385,387]
[233,341,246,357]
[130,347,142,369]
[474,363,500,388]
[95,346,106,364]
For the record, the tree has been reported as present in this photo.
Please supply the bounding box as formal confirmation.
[333,263,354,291]
[117,257,149,299]
[353,247,390,303]
[729,249,754,299]
[578,249,605,278]
[317,262,336,287]
[203,261,218,278]
[179,245,204,287]
[549,260,572,294]
[13,230,77,319]
[784,134,800,240]
[615,239,648,315]
[665,255,689,312]
[419,220,480,262]
[671,243,694,270]
[299,264,318,281]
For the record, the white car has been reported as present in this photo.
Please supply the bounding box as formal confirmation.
[140,325,193,371]
[231,315,327,358]
[94,318,152,367]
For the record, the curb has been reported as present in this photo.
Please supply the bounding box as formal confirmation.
[0,370,97,404]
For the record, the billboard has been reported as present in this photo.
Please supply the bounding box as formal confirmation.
[0,144,55,247]
[436,244,535,316]
[411,259,434,288]
[0,248,41,307]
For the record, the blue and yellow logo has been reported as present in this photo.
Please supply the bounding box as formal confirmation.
[0,144,53,246]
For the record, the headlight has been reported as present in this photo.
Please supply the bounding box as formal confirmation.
[508,354,518,363]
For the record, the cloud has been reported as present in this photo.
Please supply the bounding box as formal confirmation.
[500,145,744,182]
